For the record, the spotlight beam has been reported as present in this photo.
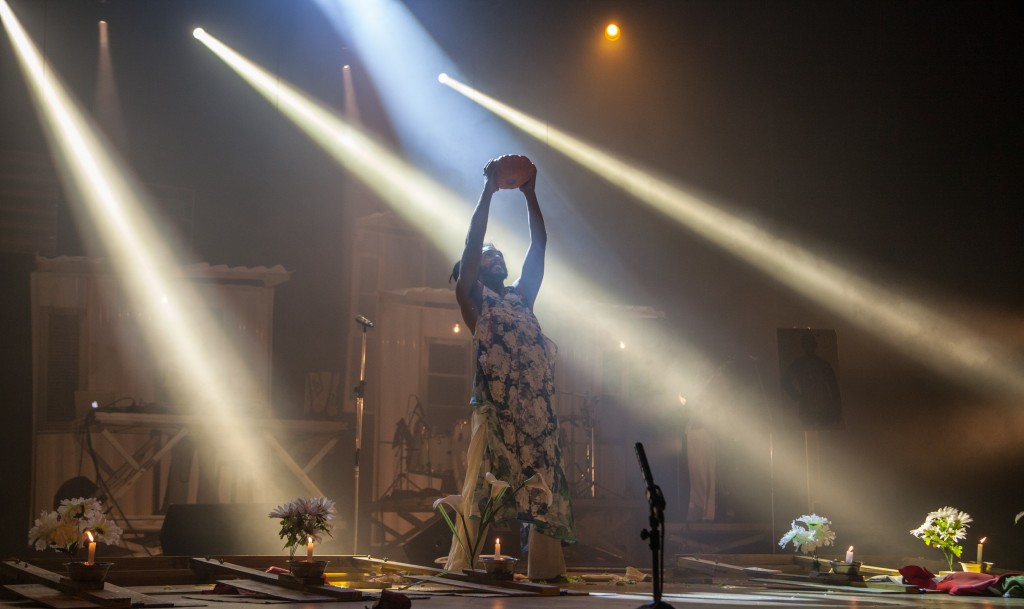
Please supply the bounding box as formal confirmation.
[440,75,1024,398]
[192,28,714,406]
[194,27,808,515]
[3,2,276,497]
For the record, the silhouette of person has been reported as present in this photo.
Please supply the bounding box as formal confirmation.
[782,332,842,428]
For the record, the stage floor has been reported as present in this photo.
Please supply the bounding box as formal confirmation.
[2,556,1020,609]
[3,582,1019,609]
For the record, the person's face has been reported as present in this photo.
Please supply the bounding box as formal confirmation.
[481,247,508,282]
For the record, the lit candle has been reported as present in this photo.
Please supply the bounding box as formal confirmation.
[85,530,96,565]
[307,536,314,559]
[494,538,501,559]
[845,546,854,564]
[977,537,986,565]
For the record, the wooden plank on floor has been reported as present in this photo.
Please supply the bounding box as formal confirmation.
[215,579,337,602]
[189,558,362,601]
[343,555,569,596]
[461,570,561,596]
[2,563,185,609]
[677,556,783,577]
[751,576,920,594]
[0,561,153,608]
[4,584,101,609]
[398,573,536,596]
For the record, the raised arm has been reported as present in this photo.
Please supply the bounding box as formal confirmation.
[455,164,499,333]
[513,167,546,309]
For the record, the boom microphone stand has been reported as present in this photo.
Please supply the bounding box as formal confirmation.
[352,314,374,553]
[635,442,674,609]
[634,444,675,609]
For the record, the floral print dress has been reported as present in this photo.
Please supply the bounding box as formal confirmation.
[468,285,575,543]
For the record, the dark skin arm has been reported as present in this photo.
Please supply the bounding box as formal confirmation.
[515,168,546,309]
[455,165,498,334]
[455,160,545,334]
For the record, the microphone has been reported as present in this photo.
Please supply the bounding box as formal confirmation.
[355,315,375,328]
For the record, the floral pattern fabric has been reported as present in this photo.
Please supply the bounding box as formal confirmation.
[468,285,575,542]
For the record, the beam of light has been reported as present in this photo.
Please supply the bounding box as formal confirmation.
[316,1,653,330]
[341,64,359,123]
[93,18,128,152]
[194,27,472,255]
[311,4,716,446]
[192,28,717,401]
[312,0,496,188]
[193,26,810,531]
[440,75,1024,399]
[2,2,277,498]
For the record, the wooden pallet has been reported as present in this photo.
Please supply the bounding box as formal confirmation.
[1,561,180,609]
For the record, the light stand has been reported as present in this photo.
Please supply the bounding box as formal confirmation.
[635,442,674,609]
[750,357,777,547]
[352,314,374,553]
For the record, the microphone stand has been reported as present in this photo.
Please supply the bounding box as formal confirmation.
[352,315,374,553]
[635,442,674,609]
[750,356,777,548]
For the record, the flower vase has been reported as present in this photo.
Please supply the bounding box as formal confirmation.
[64,561,113,589]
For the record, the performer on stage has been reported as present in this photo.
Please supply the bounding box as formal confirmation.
[445,158,575,581]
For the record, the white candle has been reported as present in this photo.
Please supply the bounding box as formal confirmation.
[494,538,501,558]
[977,537,986,565]
[307,536,314,559]
[845,546,854,564]
[85,531,96,565]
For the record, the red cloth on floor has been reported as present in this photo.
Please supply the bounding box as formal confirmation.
[898,565,937,590]
[898,565,1021,596]
[935,571,1000,595]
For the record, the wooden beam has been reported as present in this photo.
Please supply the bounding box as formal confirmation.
[188,558,362,601]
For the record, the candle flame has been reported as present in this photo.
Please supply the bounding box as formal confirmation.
[847,545,853,552]
[85,530,95,542]
[979,537,987,544]
[308,536,314,544]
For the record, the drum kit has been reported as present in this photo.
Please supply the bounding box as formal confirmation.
[407,418,470,483]
[389,399,470,494]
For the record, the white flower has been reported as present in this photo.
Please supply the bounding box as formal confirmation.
[779,514,835,554]
[524,473,553,505]
[485,472,511,499]
[28,497,121,554]
[910,506,971,571]
[89,518,123,545]
[28,511,63,551]
[432,494,463,511]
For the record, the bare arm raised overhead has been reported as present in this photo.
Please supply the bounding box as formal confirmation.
[455,159,544,333]
[511,165,546,310]
[454,162,500,334]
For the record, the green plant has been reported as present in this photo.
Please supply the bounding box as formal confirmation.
[910,506,971,571]
[268,497,336,559]
[433,471,550,568]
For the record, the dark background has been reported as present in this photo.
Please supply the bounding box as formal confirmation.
[2,0,1022,567]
